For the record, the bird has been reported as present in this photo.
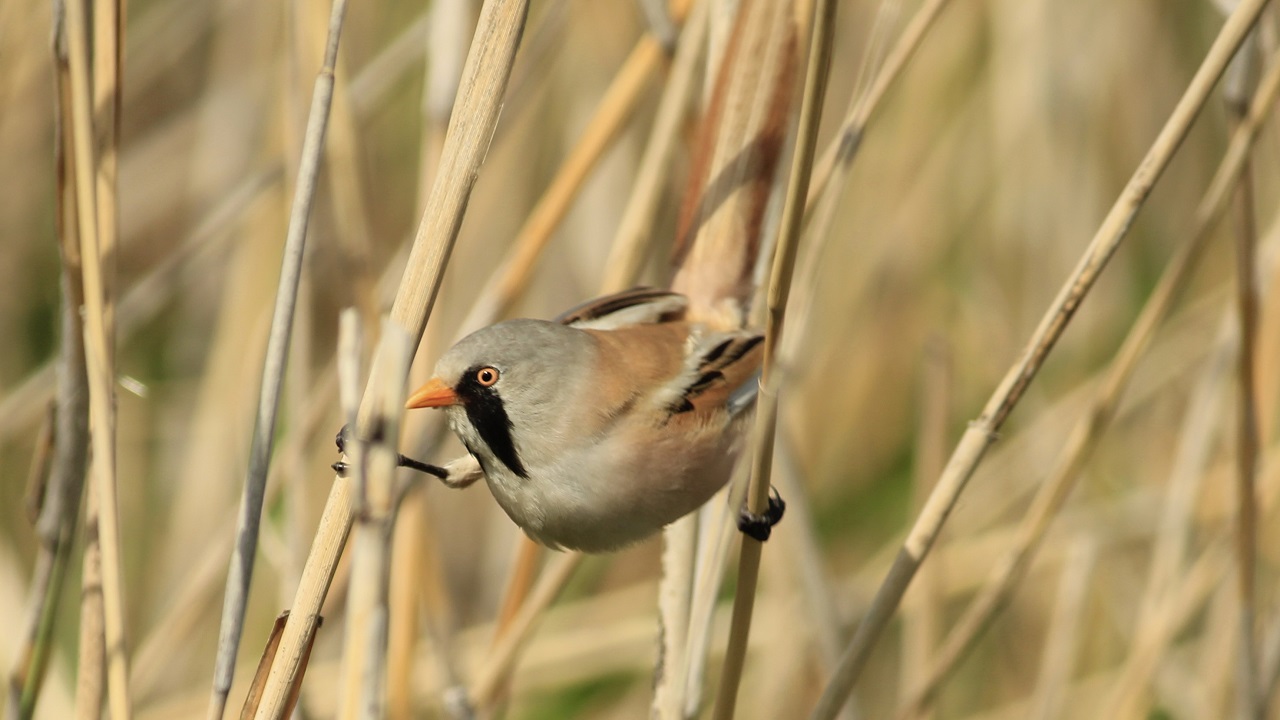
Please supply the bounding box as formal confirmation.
[336,287,783,553]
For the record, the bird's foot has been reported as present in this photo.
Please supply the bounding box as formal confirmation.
[737,487,786,542]
[332,423,354,475]
[331,423,449,480]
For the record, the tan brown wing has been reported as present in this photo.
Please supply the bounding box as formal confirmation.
[555,287,687,329]
[664,332,764,417]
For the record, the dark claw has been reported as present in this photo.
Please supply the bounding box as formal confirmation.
[333,423,449,481]
[397,454,450,480]
[737,487,786,542]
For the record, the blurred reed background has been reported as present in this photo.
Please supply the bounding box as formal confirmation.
[3,0,1280,718]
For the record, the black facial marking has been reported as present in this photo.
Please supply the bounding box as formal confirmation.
[456,365,529,479]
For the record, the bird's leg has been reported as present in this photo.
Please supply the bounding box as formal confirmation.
[737,486,786,542]
[331,423,452,482]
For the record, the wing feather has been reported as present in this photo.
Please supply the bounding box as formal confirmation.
[555,287,687,330]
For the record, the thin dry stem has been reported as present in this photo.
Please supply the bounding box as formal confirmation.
[1225,37,1264,720]
[603,0,709,293]
[898,338,950,720]
[1028,539,1095,720]
[712,0,831,716]
[654,513,699,719]
[252,3,530,716]
[66,0,131,713]
[337,321,412,720]
[208,2,351,717]
[458,25,670,334]
[77,488,106,720]
[812,3,1273,716]
[469,551,583,709]
[1104,539,1235,718]
[805,0,951,215]
[11,6,92,716]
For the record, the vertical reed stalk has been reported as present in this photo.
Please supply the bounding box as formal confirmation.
[711,0,834,717]
[66,0,130,714]
[207,1,351,716]
[251,2,529,716]
[11,4,92,716]
[1223,33,1264,720]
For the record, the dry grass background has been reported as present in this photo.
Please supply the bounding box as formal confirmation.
[3,0,1280,718]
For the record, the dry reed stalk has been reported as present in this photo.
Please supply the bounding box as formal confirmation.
[238,612,289,719]
[490,538,543,651]
[638,0,678,49]
[651,0,803,714]
[655,513,698,719]
[139,574,761,718]
[386,492,426,720]
[383,6,475,715]
[1266,619,1280,707]
[712,0,830,717]
[333,310,366,717]
[468,550,581,709]
[63,0,131,714]
[1104,537,1236,718]
[320,54,380,328]
[894,42,1280,717]
[1195,579,1241,717]
[77,488,106,719]
[898,339,950,720]
[399,490,474,720]
[771,441,848,667]
[1136,315,1235,630]
[811,3,1273,716]
[8,408,54,716]
[653,0,791,712]
[336,318,413,720]
[805,0,951,217]
[10,307,85,720]
[676,498,733,717]
[602,0,710,293]
[132,367,336,700]
[207,1,351,716]
[1223,34,1265,720]
[457,15,680,334]
[1027,538,1095,720]
[8,7,93,717]
[251,2,529,716]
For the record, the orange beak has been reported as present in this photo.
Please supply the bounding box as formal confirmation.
[405,377,460,409]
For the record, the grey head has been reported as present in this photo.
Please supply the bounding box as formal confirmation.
[431,319,594,480]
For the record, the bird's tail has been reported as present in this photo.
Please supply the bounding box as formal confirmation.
[670,0,802,330]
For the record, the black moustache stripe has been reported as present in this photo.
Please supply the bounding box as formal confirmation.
[458,369,529,479]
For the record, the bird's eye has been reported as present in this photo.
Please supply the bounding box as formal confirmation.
[476,366,499,387]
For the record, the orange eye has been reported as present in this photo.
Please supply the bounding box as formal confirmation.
[476,367,499,387]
